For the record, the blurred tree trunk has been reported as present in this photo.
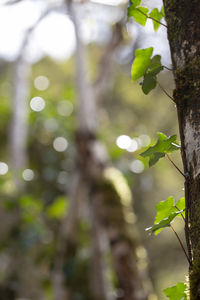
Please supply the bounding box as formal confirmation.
[163,1,200,299]
[52,1,152,300]
[9,56,30,188]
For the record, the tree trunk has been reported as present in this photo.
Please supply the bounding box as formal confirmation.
[9,57,30,188]
[163,1,200,298]
[56,2,153,299]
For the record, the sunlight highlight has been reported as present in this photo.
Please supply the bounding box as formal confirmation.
[34,76,50,91]
[22,169,35,181]
[130,160,144,174]
[0,162,8,175]
[53,137,68,152]
[126,139,138,152]
[30,97,45,112]
[116,135,132,150]
[139,134,151,147]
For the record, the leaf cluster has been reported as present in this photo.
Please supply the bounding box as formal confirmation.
[131,48,164,94]
[141,132,180,166]
[146,196,185,235]
[128,0,165,31]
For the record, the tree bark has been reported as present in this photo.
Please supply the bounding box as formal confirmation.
[163,1,200,298]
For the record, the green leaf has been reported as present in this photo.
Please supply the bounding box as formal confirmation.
[161,6,165,17]
[132,47,153,81]
[142,74,157,94]
[164,282,187,300]
[129,7,149,26]
[149,8,163,31]
[149,152,165,167]
[149,55,162,67]
[140,132,180,166]
[175,197,185,217]
[47,196,68,219]
[146,210,184,235]
[155,196,176,223]
[146,196,185,235]
[148,55,164,76]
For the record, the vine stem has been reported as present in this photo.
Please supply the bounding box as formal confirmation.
[165,153,185,178]
[157,81,175,103]
[170,224,191,266]
[136,8,167,28]
[163,65,173,71]
[174,205,185,222]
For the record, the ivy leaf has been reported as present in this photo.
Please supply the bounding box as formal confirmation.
[142,74,157,94]
[149,8,163,31]
[163,282,187,300]
[148,55,163,76]
[161,6,165,17]
[146,196,185,235]
[155,196,176,223]
[148,152,165,167]
[176,197,185,217]
[146,210,184,235]
[132,50,163,94]
[130,7,149,26]
[132,47,153,81]
[141,55,163,94]
[140,132,180,166]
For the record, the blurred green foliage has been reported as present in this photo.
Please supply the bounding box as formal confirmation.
[0,39,187,299]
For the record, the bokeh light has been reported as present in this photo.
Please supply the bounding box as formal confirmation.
[34,76,49,91]
[130,160,144,174]
[0,162,8,175]
[30,97,45,112]
[116,135,132,150]
[139,134,151,147]
[22,169,35,181]
[126,139,138,152]
[57,171,68,185]
[53,137,68,152]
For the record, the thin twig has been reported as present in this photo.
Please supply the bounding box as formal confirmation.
[136,8,167,28]
[157,81,176,103]
[163,65,173,71]
[174,205,185,222]
[166,153,185,178]
[170,224,191,265]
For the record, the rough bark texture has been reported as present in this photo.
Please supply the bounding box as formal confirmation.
[163,1,200,298]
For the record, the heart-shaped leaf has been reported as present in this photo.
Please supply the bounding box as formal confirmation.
[164,282,187,300]
[141,132,180,166]
[146,196,185,235]
[149,8,164,31]
[132,47,153,81]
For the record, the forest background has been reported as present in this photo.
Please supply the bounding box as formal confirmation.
[0,0,187,299]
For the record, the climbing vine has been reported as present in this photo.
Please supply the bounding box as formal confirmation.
[128,1,189,299]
